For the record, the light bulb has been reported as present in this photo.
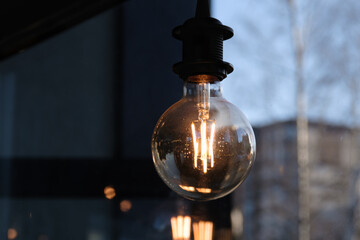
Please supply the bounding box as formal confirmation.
[152,75,256,201]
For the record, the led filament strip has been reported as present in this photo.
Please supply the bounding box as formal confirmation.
[191,82,216,174]
[191,121,216,173]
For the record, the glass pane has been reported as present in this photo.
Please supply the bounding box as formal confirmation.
[214,0,360,239]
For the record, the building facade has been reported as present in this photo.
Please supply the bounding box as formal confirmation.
[236,121,359,240]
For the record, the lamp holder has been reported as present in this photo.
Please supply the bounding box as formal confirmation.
[173,0,234,82]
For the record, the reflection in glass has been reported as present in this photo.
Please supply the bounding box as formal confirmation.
[88,231,104,240]
[171,216,191,240]
[230,208,243,238]
[179,185,212,194]
[193,221,213,240]
[38,234,49,240]
[216,229,232,240]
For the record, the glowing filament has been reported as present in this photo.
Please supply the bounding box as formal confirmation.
[192,121,216,173]
[171,216,191,240]
[201,121,207,173]
[191,123,198,168]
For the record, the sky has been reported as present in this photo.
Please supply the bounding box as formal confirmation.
[213,0,296,126]
[213,0,360,127]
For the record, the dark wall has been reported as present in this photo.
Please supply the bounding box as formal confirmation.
[0,0,196,200]
[0,8,119,158]
[0,0,195,159]
[120,0,194,158]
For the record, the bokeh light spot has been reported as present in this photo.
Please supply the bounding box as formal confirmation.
[120,200,132,212]
[104,186,116,200]
[8,228,17,240]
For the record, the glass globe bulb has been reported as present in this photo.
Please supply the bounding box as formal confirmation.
[152,77,256,201]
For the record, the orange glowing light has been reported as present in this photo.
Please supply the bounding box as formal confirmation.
[171,216,191,240]
[104,186,116,200]
[193,221,213,240]
[179,185,196,192]
[195,188,212,194]
[179,185,212,194]
[192,121,216,173]
[8,228,17,240]
[120,200,132,212]
[192,123,198,168]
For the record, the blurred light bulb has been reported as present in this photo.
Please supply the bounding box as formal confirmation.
[152,76,256,201]
[193,221,213,240]
[171,216,191,240]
